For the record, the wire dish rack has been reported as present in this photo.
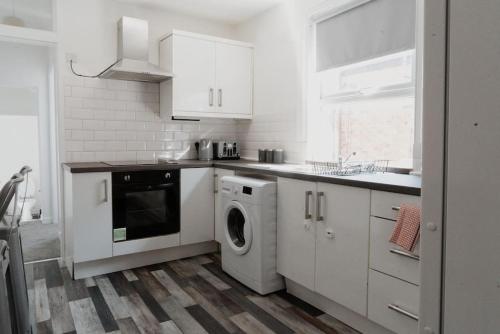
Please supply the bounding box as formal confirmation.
[308,160,389,176]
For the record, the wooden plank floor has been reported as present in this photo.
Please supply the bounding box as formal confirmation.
[25,253,360,334]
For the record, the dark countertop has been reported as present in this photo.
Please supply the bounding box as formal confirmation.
[63,160,421,196]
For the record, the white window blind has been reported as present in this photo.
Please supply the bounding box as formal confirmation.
[316,0,416,72]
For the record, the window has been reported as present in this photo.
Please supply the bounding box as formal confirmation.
[307,0,418,170]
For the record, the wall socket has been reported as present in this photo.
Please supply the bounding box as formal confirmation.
[66,53,77,63]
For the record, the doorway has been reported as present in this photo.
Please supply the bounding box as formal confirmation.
[0,40,59,262]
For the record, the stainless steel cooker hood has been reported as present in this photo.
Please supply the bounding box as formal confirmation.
[99,17,173,83]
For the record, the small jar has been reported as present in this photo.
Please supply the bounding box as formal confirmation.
[265,149,274,163]
[258,149,266,162]
[273,149,284,163]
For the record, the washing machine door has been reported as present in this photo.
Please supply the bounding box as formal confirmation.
[223,201,252,255]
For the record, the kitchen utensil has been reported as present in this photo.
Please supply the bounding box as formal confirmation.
[195,139,213,161]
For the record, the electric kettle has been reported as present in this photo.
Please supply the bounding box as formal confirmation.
[195,139,213,161]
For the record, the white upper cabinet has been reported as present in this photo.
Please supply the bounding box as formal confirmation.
[215,43,253,117]
[161,35,216,114]
[160,30,253,119]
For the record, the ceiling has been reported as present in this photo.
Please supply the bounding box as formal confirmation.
[115,0,285,24]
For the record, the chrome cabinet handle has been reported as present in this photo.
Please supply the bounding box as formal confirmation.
[389,248,420,261]
[218,89,222,107]
[209,88,214,106]
[214,174,219,193]
[388,304,419,321]
[103,179,108,203]
[391,206,401,211]
[305,191,313,220]
[316,192,324,221]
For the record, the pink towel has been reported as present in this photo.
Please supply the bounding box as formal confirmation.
[389,204,421,252]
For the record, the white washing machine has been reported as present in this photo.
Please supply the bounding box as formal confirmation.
[220,176,284,295]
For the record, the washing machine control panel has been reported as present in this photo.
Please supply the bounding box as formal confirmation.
[242,186,252,195]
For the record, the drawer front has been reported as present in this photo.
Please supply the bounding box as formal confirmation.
[371,191,420,221]
[370,217,420,285]
[368,270,419,334]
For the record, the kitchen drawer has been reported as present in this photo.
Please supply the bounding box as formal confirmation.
[370,217,420,285]
[371,191,420,221]
[368,270,419,334]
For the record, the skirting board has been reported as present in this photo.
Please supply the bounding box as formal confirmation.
[285,278,394,334]
[72,241,217,279]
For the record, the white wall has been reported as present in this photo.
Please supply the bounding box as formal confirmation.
[234,0,327,162]
[59,0,240,162]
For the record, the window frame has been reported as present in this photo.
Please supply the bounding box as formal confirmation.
[304,0,421,171]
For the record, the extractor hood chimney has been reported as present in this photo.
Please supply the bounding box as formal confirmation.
[98,17,173,83]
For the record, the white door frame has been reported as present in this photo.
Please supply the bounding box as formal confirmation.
[419,0,448,333]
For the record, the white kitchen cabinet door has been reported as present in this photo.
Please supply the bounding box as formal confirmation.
[277,178,317,291]
[72,172,113,263]
[215,42,253,117]
[315,183,370,315]
[171,35,216,114]
[214,168,234,243]
[181,168,215,245]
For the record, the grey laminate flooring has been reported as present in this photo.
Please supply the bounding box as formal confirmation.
[25,253,360,334]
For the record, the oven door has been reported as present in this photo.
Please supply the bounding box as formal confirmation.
[112,178,180,242]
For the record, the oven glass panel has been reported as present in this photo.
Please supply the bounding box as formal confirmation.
[112,170,180,242]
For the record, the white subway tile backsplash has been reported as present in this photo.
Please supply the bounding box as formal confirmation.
[84,78,108,89]
[115,151,137,161]
[115,131,137,141]
[146,142,164,151]
[65,119,83,129]
[83,98,106,109]
[69,108,94,120]
[83,120,105,130]
[104,120,126,130]
[114,111,136,121]
[94,110,115,120]
[71,130,93,140]
[94,131,115,141]
[63,77,238,163]
[126,141,146,151]
[66,141,84,151]
[72,87,94,98]
[65,97,83,109]
[106,100,127,111]
[106,141,127,152]
[116,91,136,102]
[72,152,96,162]
[136,131,155,141]
[107,80,128,91]
[84,141,106,152]
[155,132,174,141]
[94,88,116,100]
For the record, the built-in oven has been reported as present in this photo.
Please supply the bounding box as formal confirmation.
[112,170,180,242]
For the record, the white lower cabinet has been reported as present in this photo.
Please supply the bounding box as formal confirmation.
[180,168,215,245]
[315,183,370,315]
[277,178,317,291]
[368,270,419,334]
[277,178,421,333]
[214,168,234,243]
[64,171,113,263]
[277,178,370,314]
